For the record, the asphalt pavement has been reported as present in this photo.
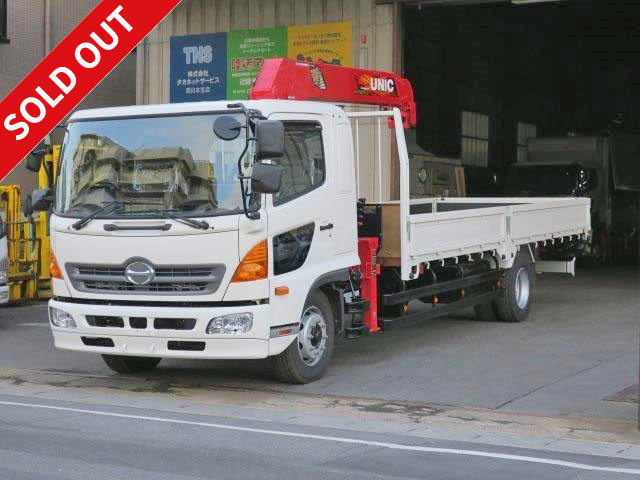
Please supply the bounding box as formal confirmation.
[1,393,640,480]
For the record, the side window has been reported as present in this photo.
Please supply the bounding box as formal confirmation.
[273,123,325,206]
[273,223,315,275]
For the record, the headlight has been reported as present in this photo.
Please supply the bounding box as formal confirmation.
[49,307,77,328]
[0,271,7,284]
[206,313,253,335]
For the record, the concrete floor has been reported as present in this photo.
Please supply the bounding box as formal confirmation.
[0,266,638,423]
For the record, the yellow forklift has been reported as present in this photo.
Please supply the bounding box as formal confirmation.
[0,139,59,303]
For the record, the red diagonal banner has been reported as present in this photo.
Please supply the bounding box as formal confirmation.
[0,0,182,181]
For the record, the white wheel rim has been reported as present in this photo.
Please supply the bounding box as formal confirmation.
[297,306,327,367]
[515,267,531,309]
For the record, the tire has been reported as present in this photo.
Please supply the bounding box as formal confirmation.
[493,250,535,323]
[102,355,162,374]
[271,290,335,384]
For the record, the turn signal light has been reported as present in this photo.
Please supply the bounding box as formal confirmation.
[274,286,289,296]
[231,240,268,282]
[50,251,63,279]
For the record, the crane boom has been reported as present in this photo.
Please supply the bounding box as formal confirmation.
[248,58,417,128]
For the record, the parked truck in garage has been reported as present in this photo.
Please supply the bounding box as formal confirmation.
[29,59,591,383]
[504,134,640,264]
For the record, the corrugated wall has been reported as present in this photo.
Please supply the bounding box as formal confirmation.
[138,0,398,105]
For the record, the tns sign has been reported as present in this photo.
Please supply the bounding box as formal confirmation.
[170,33,227,102]
[183,45,213,65]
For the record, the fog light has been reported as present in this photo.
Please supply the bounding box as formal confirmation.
[49,307,77,328]
[206,313,253,335]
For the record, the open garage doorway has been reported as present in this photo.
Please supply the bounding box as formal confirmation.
[402,0,640,264]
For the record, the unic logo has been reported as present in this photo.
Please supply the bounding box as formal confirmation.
[183,45,213,65]
[355,74,397,96]
[370,77,395,94]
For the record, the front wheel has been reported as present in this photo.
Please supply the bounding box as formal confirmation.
[271,290,335,384]
[102,355,162,374]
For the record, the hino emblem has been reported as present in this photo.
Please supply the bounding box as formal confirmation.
[124,261,155,286]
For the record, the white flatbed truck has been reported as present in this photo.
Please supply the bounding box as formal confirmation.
[30,59,590,383]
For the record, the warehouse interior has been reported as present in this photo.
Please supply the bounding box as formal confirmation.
[403,0,640,263]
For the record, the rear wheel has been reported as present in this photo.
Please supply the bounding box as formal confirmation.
[492,251,535,322]
[271,290,335,384]
[102,355,161,374]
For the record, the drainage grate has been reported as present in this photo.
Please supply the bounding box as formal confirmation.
[604,385,638,404]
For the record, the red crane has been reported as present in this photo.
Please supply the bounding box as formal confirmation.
[248,58,417,129]
[249,58,418,334]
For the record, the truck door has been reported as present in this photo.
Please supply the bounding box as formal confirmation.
[265,114,341,324]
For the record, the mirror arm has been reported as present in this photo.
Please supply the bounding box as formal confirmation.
[227,103,266,221]
[236,139,251,220]
[235,128,260,220]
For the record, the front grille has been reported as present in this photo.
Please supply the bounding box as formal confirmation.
[86,316,124,328]
[129,317,147,329]
[67,261,225,296]
[154,318,196,330]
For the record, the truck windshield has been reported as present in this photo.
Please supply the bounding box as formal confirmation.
[56,113,252,218]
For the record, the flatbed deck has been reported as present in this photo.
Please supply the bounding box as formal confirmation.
[348,109,591,280]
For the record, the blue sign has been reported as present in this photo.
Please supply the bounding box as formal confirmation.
[170,33,227,103]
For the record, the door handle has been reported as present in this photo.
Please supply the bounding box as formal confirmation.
[319,223,334,231]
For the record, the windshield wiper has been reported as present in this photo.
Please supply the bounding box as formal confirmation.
[70,201,164,230]
[134,209,210,230]
[71,201,123,230]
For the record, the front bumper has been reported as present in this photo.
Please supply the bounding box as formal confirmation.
[48,299,295,359]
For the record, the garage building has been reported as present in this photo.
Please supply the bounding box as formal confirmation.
[138,0,639,262]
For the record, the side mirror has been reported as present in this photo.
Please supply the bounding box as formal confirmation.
[26,137,51,173]
[251,162,283,194]
[213,115,242,141]
[31,188,53,212]
[26,149,45,173]
[23,195,33,218]
[255,120,284,160]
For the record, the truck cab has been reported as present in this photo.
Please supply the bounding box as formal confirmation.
[44,99,358,383]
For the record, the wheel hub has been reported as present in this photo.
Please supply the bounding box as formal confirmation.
[298,306,327,367]
[514,266,531,309]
